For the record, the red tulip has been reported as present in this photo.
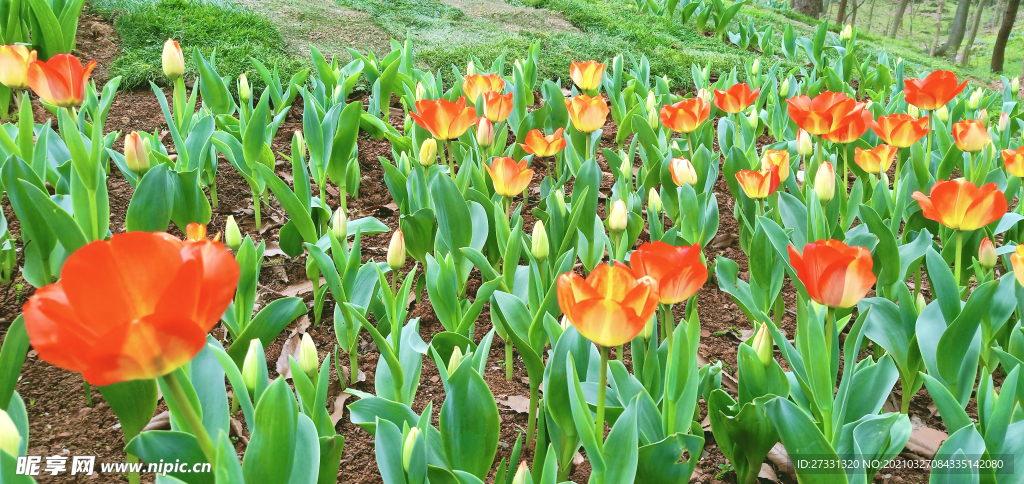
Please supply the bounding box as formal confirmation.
[905,70,968,111]
[713,83,760,114]
[557,262,659,347]
[788,239,876,308]
[912,179,1007,231]
[853,144,898,175]
[660,97,711,133]
[630,242,708,304]
[871,114,930,148]
[786,91,865,137]
[410,98,477,140]
[27,54,96,107]
[520,128,566,157]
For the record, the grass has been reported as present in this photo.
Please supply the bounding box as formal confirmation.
[90,0,305,90]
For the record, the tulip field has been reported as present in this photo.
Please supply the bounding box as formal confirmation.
[2,3,1024,483]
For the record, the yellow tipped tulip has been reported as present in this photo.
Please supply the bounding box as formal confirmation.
[162,39,185,80]
[609,200,628,232]
[419,139,437,167]
[387,229,406,271]
[0,45,36,90]
[124,132,152,175]
[565,95,610,133]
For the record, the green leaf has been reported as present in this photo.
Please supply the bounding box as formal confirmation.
[243,379,298,483]
[125,164,175,232]
[0,316,29,410]
[98,379,159,441]
[127,431,213,484]
[439,363,499,479]
[257,165,317,243]
[765,397,847,484]
[227,298,308,367]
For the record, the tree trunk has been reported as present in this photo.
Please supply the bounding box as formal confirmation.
[989,0,1020,71]
[933,0,973,57]
[909,0,917,34]
[866,0,878,32]
[850,0,862,24]
[837,0,849,23]
[987,0,1006,27]
[795,0,825,17]
[931,0,945,54]
[959,0,987,66]
[889,0,912,36]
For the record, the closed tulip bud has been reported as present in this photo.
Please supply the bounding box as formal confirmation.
[779,78,790,98]
[239,73,251,104]
[620,157,633,180]
[162,39,185,80]
[751,323,774,367]
[936,105,949,123]
[969,88,983,110]
[697,88,712,103]
[979,237,997,269]
[224,215,241,251]
[475,117,494,147]
[645,91,657,112]
[979,108,989,127]
[747,109,760,129]
[642,315,655,340]
[448,346,464,375]
[609,199,628,232]
[999,112,1009,132]
[815,161,836,203]
[915,292,927,313]
[648,187,662,213]
[124,132,152,175]
[466,61,476,76]
[402,427,420,472]
[387,229,406,270]
[0,408,19,457]
[797,129,813,156]
[294,130,306,157]
[840,24,853,40]
[331,207,347,240]
[751,58,760,74]
[242,339,261,395]
[531,220,549,262]
[415,82,426,101]
[648,105,659,129]
[553,190,567,216]
[399,152,412,174]
[512,461,529,484]
[419,138,437,167]
[1011,77,1020,93]
[669,157,699,186]
[560,315,571,330]
[906,104,919,118]
[299,333,318,380]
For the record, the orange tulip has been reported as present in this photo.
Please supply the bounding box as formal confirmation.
[0,45,37,90]
[556,262,659,347]
[1002,147,1024,177]
[565,95,610,133]
[854,145,898,175]
[630,242,708,304]
[462,74,504,103]
[660,97,711,133]
[786,91,865,136]
[669,158,698,186]
[484,157,534,197]
[410,97,477,140]
[951,119,989,152]
[735,165,781,199]
[871,114,930,148]
[760,149,791,182]
[483,91,513,123]
[1011,246,1024,286]
[520,128,566,157]
[22,227,239,386]
[822,109,873,143]
[788,239,876,309]
[905,70,968,111]
[569,61,605,91]
[27,54,96,107]
[978,237,997,269]
[912,179,1007,231]
[713,83,760,114]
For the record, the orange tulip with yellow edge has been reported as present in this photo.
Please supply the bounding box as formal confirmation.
[484,157,534,197]
[569,61,605,92]
[786,91,865,136]
[483,91,513,123]
[854,145,898,175]
[1011,246,1024,286]
[905,70,968,111]
[27,54,96,107]
[565,95,609,133]
[822,109,873,143]
[713,83,760,114]
[410,98,477,140]
[735,165,781,199]
[951,119,989,152]
[912,179,1007,231]
[669,158,698,186]
[556,262,659,347]
[788,239,876,309]
[630,242,707,305]
[520,128,566,157]
[871,114,930,148]
[462,74,504,103]
[760,149,790,182]
[660,97,711,133]
[1002,147,1024,177]
[0,45,37,90]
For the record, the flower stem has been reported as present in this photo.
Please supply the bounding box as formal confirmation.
[83,381,93,407]
[505,341,513,381]
[954,230,964,289]
[526,381,539,448]
[687,132,696,159]
[596,345,609,448]
[349,346,360,385]
[252,188,262,230]
[825,308,836,370]
[161,372,217,466]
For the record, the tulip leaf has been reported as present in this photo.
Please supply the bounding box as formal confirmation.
[859,204,899,289]
[0,316,29,410]
[215,429,245,483]
[765,397,847,484]
[924,248,960,321]
[170,169,213,230]
[127,431,213,484]
[327,101,363,186]
[439,361,499,480]
[191,339,230,440]
[25,0,65,60]
[207,344,256,430]
[602,395,640,484]
[636,432,705,484]
[125,164,175,233]
[930,425,987,484]
[317,434,345,484]
[98,379,158,442]
[20,180,89,253]
[227,297,308,367]
[566,357,603,474]
[287,413,321,484]
[243,379,299,483]
[374,417,408,484]
[257,165,317,244]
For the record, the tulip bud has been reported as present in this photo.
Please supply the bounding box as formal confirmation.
[609,199,628,232]
[979,237,997,269]
[399,152,412,174]
[840,24,853,41]
[647,187,662,213]
[448,346,464,375]
[779,78,790,98]
[979,108,989,127]
[648,105,659,130]
[645,91,657,112]
[402,427,420,472]
[620,157,633,180]
[466,61,476,76]
[669,157,699,186]
[969,88,983,110]
[936,105,949,123]
[531,220,549,262]
[299,333,319,381]
[512,461,529,484]
[476,118,494,148]
[999,112,1009,132]
[906,104,919,118]
[751,58,760,74]
[915,292,927,313]
[331,207,348,241]
[419,138,437,167]
[162,39,185,80]
[747,109,760,129]
[560,315,571,330]
[239,73,251,104]
[797,129,813,156]
[415,82,426,101]
[1011,77,1020,94]
[751,323,774,367]
[0,408,19,457]
[124,132,152,175]
[642,315,655,340]
[815,161,835,203]
[697,88,712,103]
[553,189,567,216]
[224,215,241,251]
[242,339,261,395]
[333,85,344,103]
[387,229,406,270]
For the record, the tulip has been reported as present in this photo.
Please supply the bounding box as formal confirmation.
[466,61,476,76]
[419,138,437,167]
[331,207,347,240]
[815,161,836,203]
[238,73,251,104]
[822,108,872,144]
[475,117,495,148]
[484,157,533,197]
[402,427,421,472]
[565,95,610,133]
[462,73,504,103]
[532,220,549,262]
[854,145,897,175]
[797,129,813,156]
[569,60,605,91]
[483,91,513,123]
[669,157,698,186]
[660,97,711,134]
[912,179,1007,232]
[952,119,989,152]
[648,104,660,130]
[788,239,876,309]
[512,461,529,484]
[713,83,760,114]
[979,108,989,127]
[620,157,632,181]
[968,88,983,110]
[298,333,319,380]
[124,131,153,175]
[645,91,657,112]
[1012,246,1024,287]
[648,188,662,213]
[415,82,426,101]
[935,105,949,123]
[904,70,968,111]
[999,112,1010,132]
[979,237,997,270]
[23,228,239,386]
[761,149,790,182]
[241,338,261,395]
[630,241,707,305]
[697,88,713,103]
[387,230,406,271]
[871,114,930,148]
[162,39,185,81]
[448,346,463,375]
[0,45,37,90]
[779,78,790,98]
[907,104,920,118]
[410,98,477,140]
[751,323,774,367]
[1012,77,1021,94]
[735,165,781,199]
[557,262,659,348]
[520,128,566,157]
[0,408,20,457]
[224,215,242,251]
[27,54,97,107]
[840,24,853,40]
[608,200,628,232]
[747,109,760,130]
[915,292,927,313]
[1002,147,1024,177]
[786,91,865,136]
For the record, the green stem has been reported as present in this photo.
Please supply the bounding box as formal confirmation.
[349,346,359,385]
[812,138,822,197]
[585,136,592,161]
[526,382,539,448]
[126,454,141,484]
[615,344,623,361]
[252,188,262,230]
[954,230,964,289]
[558,434,575,482]
[505,341,513,381]
[87,188,99,241]
[391,271,401,358]
[446,140,455,178]
[210,180,219,208]
[926,111,933,163]
[687,131,696,159]
[83,381,93,407]
[825,308,836,371]
[161,372,217,466]
[596,345,609,448]
[900,390,913,414]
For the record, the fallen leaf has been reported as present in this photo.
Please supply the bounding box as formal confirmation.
[330,393,352,425]
[276,333,303,380]
[278,278,325,298]
[230,417,249,445]
[758,463,779,482]
[905,427,947,459]
[496,395,531,414]
[143,411,170,432]
[711,231,738,248]
[767,443,795,481]
[263,240,287,258]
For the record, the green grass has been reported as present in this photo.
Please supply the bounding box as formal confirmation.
[90,0,305,90]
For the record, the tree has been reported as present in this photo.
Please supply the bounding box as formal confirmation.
[933,0,974,57]
[959,0,987,66]
[990,0,1021,71]
[837,0,849,23]
[796,0,824,17]
[888,0,912,36]
[931,0,945,54]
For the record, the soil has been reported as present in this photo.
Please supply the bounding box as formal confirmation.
[0,13,953,484]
